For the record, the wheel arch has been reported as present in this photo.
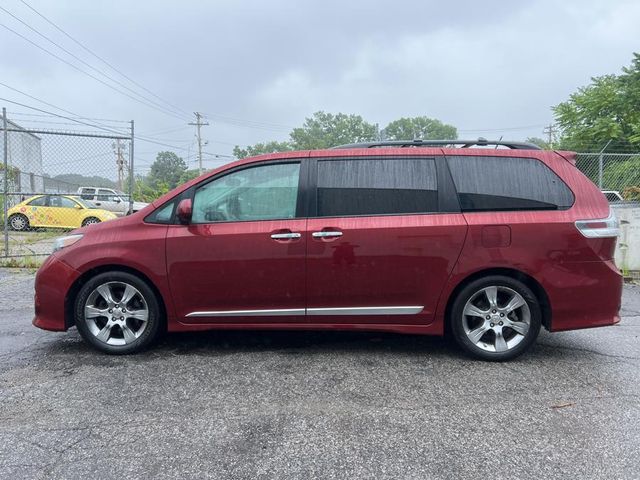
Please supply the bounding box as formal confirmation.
[65,264,168,331]
[443,267,551,333]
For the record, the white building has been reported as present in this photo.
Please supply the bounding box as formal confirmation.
[0,116,44,193]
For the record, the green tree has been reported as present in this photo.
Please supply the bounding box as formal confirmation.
[289,111,378,149]
[525,137,550,149]
[383,116,457,140]
[602,156,640,196]
[233,141,293,160]
[234,111,460,158]
[553,52,640,152]
[132,176,169,203]
[179,169,202,184]
[148,151,187,189]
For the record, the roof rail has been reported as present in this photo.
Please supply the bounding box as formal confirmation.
[331,138,542,150]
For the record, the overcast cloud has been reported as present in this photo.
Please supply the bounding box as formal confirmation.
[2,0,639,172]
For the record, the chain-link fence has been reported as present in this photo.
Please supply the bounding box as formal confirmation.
[575,152,640,201]
[2,107,134,265]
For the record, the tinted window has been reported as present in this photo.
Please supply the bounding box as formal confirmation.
[27,196,47,207]
[317,158,438,217]
[192,162,300,223]
[447,156,574,211]
[79,188,95,200]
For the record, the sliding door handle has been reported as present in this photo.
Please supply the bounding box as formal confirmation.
[312,231,343,238]
[271,232,302,240]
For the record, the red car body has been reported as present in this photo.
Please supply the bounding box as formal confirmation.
[34,146,622,341]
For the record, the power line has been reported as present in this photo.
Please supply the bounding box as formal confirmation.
[202,112,293,131]
[17,0,192,119]
[7,111,130,123]
[0,22,190,122]
[0,96,127,135]
[0,5,190,121]
[135,135,234,159]
[0,81,128,133]
[138,125,191,136]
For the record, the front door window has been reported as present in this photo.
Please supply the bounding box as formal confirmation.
[192,163,300,223]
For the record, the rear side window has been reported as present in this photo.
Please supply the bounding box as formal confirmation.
[446,156,574,211]
[317,158,438,217]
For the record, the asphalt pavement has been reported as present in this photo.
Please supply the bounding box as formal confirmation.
[0,268,639,479]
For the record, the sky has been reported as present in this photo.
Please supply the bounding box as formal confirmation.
[1,0,639,178]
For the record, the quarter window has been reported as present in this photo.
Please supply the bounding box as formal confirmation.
[447,156,574,211]
[146,201,176,224]
[192,162,301,223]
[316,158,438,217]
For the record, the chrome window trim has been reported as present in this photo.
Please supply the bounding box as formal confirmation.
[185,306,424,317]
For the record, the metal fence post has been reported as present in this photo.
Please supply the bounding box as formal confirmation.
[3,107,8,257]
[598,153,603,189]
[598,139,612,189]
[129,120,134,214]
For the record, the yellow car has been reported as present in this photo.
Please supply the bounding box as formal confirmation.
[8,194,117,231]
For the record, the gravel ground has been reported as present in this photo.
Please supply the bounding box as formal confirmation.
[0,268,639,479]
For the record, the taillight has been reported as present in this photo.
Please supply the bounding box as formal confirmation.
[575,211,619,238]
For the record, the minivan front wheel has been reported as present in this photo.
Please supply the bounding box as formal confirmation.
[450,276,541,361]
[74,271,161,354]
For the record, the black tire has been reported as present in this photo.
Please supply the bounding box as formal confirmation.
[450,275,542,361]
[74,271,162,354]
[81,217,101,227]
[9,213,29,231]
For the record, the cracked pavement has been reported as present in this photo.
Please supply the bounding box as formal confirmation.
[0,268,639,479]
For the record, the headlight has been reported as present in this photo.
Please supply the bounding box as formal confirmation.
[53,234,84,253]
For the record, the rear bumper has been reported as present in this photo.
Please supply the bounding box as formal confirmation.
[546,259,623,332]
[33,254,80,332]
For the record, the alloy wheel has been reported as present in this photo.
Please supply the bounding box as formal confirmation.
[83,281,149,346]
[461,286,531,353]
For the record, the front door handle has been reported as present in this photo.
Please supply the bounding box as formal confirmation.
[271,232,302,240]
[312,231,343,238]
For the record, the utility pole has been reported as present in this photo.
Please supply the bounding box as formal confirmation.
[113,139,126,191]
[543,124,557,148]
[189,112,209,175]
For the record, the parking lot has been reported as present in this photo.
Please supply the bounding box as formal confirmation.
[0,268,638,480]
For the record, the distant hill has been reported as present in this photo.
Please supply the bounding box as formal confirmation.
[52,174,116,189]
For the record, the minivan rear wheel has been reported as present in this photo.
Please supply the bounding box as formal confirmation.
[450,275,541,361]
[74,271,161,354]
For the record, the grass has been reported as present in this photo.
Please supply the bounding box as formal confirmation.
[0,254,44,270]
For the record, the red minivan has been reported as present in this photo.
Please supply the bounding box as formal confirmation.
[33,140,622,360]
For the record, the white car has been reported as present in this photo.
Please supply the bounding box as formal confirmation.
[77,187,149,216]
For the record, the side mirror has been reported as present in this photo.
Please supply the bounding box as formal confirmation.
[115,198,121,203]
[74,204,83,210]
[176,198,193,225]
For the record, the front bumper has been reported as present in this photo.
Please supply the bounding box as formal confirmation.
[33,254,80,331]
